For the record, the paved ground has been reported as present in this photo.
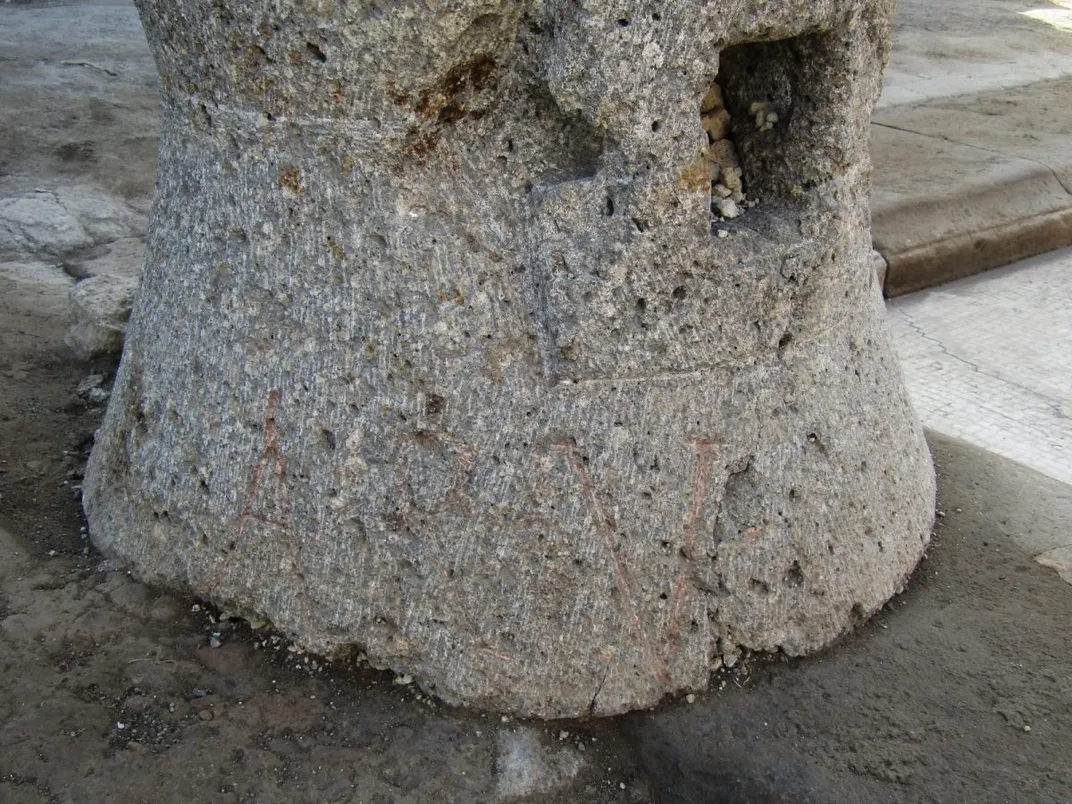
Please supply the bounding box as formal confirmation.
[879,0,1072,530]
[887,247,1072,490]
[880,0,1072,109]
[872,0,1072,295]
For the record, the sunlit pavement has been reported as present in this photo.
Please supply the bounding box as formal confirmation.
[886,247,1072,487]
[879,0,1072,108]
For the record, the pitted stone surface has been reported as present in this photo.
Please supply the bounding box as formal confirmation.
[84,0,934,717]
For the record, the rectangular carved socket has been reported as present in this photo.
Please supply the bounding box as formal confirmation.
[709,27,866,211]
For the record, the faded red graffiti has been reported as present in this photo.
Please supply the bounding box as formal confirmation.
[203,389,308,613]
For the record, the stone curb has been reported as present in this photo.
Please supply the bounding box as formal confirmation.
[877,204,1072,298]
[869,77,1072,298]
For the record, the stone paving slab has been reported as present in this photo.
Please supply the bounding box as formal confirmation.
[871,78,1072,297]
[886,247,1072,492]
[878,0,1072,109]
[877,78,1072,188]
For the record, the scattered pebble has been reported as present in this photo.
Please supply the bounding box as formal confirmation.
[717,229,730,239]
[685,693,696,704]
[392,673,413,686]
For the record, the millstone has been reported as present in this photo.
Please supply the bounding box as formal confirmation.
[84,0,934,717]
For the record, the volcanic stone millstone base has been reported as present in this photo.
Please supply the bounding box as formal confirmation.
[84,0,935,718]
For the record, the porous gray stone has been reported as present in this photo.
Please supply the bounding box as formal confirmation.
[84,0,935,718]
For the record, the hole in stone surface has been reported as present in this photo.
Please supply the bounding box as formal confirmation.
[425,393,446,416]
[305,42,327,63]
[713,29,854,209]
[785,560,804,586]
[605,195,615,216]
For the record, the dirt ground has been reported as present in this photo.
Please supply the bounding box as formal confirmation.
[1,2,1071,802]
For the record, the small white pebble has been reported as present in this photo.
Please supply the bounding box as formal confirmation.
[393,674,414,686]
[686,693,696,704]
[620,782,627,790]
[558,730,569,740]
[717,229,729,239]
[716,198,740,219]
[1023,725,1031,733]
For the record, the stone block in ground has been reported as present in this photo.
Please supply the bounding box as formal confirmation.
[0,185,145,260]
[62,237,146,281]
[1035,545,1072,586]
[85,0,934,718]
[496,727,585,799]
[65,273,138,360]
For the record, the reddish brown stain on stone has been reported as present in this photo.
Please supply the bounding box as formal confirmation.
[278,168,305,194]
[385,80,410,107]
[415,54,497,124]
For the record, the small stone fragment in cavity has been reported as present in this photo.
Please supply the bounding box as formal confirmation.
[700,83,724,114]
[750,101,777,131]
[715,198,740,219]
[702,108,731,141]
